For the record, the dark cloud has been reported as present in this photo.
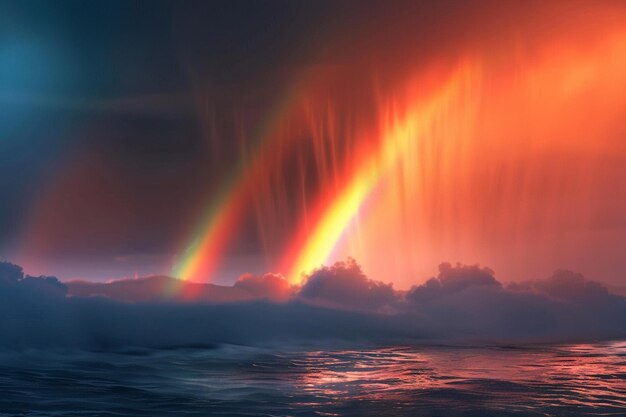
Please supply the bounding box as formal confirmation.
[0,260,624,350]
[406,262,501,303]
[403,265,626,342]
[0,260,66,298]
[509,269,613,303]
[299,258,397,311]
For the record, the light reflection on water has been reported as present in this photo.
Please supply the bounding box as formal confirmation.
[295,342,626,415]
[0,342,624,416]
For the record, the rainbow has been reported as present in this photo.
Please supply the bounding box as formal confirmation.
[282,60,477,283]
[171,76,306,287]
[172,59,477,291]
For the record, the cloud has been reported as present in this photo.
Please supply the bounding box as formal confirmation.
[298,258,397,311]
[403,264,626,342]
[509,269,613,303]
[406,262,501,303]
[0,260,624,350]
[233,273,291,301]
[0,260,67,298]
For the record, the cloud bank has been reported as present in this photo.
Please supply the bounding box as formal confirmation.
[0,260,624,350]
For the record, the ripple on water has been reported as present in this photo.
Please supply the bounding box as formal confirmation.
[0,341,624,416]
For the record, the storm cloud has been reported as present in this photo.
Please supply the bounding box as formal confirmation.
[0,260,624,350]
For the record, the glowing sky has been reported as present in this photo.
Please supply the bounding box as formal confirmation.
[3,1,626,288]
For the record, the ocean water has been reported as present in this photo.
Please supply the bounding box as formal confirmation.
[0,342,624,416]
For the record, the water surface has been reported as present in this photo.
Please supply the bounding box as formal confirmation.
[0,342,624,416]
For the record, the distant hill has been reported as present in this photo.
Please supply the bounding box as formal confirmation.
[66,275,281,303]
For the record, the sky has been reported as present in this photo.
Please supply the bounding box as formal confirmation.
[1,0,626,289]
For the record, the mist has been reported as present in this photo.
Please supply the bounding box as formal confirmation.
[1,260,623,351]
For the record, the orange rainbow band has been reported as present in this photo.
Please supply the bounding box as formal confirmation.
[282,60,478,284]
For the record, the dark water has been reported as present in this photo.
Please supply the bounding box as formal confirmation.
[0,342,624,416]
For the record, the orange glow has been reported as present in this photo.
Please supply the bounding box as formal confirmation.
[296,343,625,406]
[277,24,626,287]
[148,0,626,290]
[282,60,478,283]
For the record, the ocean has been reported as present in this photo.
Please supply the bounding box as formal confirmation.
[0,341,624,416]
